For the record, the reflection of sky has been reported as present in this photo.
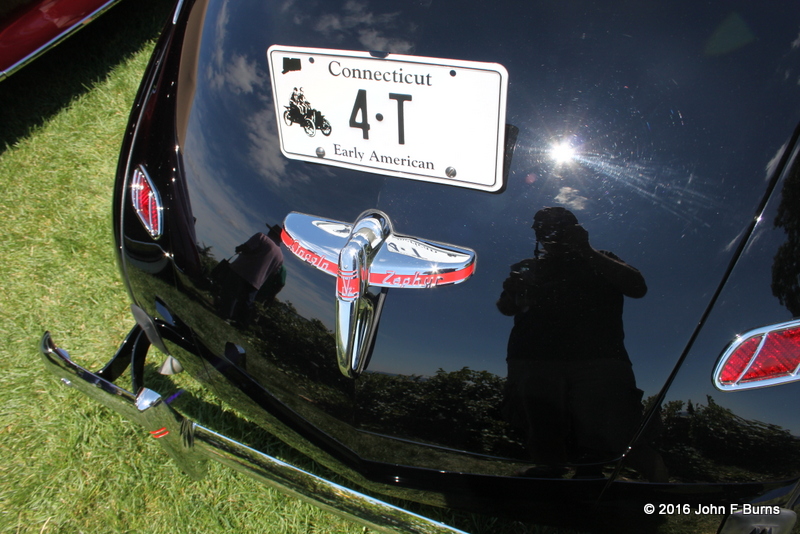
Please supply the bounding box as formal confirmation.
[178,0,800,433]
[522,136,728,225]
[662,209,800,433]
[312,0,415,54]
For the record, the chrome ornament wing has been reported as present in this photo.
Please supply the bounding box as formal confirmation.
[282,210,476,377]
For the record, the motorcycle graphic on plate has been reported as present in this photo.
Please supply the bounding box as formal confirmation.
[283,88,331,137]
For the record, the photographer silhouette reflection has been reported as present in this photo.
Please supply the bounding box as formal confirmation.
[217,224,285,327]
[498,207,660,479]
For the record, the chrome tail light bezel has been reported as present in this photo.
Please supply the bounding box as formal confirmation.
[714,319,800,391]
[130,165,164,239]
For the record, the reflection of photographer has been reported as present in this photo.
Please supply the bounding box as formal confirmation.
[499,212,645,316]
[218,225,285,327]
[498,207,664,480]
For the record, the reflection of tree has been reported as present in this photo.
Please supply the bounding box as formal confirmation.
[196,243,217,283]
[246,299,352,410]
[657,396,800,481]
[357,369,524,456]
[252,300,337,373]
[772,158,800,315]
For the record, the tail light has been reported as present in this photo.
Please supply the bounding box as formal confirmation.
[130,165,163,239]
[714,319,800,391]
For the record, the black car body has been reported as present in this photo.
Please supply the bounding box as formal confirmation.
[41,0,800,532]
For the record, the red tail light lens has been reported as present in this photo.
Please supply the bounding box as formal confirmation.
[717,335,763,385]
[131,166,163,238]
[714,319,800,391]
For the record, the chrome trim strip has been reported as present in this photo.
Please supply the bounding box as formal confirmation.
[0,0,124,82]
[172,0,186,25]
[39,331,467,534]
[713,318,800,391]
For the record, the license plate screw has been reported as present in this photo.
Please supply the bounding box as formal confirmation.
[316,147,326,158]
[446,166,457,178]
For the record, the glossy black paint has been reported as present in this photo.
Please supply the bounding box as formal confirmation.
[114,0,800,527]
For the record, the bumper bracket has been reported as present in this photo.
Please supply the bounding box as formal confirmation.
[39,328,466,534]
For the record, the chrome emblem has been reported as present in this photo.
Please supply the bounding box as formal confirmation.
[282,210,476,378]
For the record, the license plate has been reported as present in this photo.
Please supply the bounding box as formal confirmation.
[267,45,508,192]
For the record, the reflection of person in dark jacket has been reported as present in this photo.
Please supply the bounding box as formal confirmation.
[498,207,663,479]
[219,224,284,326]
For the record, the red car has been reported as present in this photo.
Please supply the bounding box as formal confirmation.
[0,0,123,81]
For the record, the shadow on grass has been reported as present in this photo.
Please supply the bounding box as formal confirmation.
[0,0,175,153]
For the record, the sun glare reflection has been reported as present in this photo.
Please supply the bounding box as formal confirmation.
[569,152,722,223]
[526,133,723,224]
[549,142,576,164]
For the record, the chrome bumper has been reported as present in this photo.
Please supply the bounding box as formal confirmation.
[40,329,466,534]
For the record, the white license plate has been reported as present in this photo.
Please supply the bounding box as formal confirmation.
[267,45,508,192]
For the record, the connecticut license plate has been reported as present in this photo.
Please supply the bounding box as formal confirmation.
[267,45,508,192]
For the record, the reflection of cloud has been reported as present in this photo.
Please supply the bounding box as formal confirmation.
[279,0,295,13]
[311,1,414,54]
[357,29,413,54]
[315,1,395,32]
[244,105,312,189]
[245,106,287,181]
[766,142,789,180]
[226,54,263,94]
[554,187,588,211]
[201,0,309,190]
[207,0,230,91]
[206,2,264,94]
[724,224,750,254]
